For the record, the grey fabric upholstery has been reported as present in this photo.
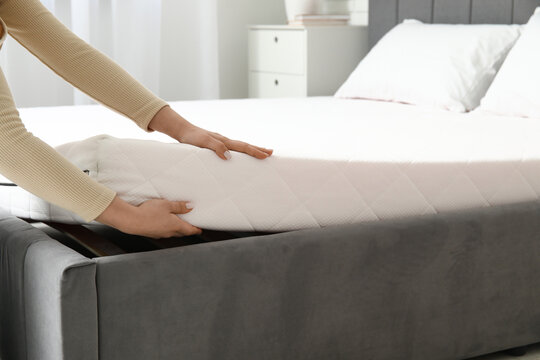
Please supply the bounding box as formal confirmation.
[369,0,540,47]
[0,212,43,360]
[24,241,98,360]
[0,210,98,360]
[5,203,540,359]
[95,201,540,360]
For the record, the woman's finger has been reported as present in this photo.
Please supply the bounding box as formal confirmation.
[225,139,270,159]
[210,133,273,157]
[246,146,271,159]
[174,217,202,236]
[168,201,193,215]
[253,145,273,155]
[205,136,231,160]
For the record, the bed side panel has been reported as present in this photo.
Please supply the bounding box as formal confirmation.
[0,213,45,360]
[96,201,540,360]
[24,240,98,360]
[0,211,98,360]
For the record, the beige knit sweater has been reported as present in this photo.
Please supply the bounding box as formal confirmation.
[0,0,169,221]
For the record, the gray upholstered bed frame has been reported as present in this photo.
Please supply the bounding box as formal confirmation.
[3,1,540,359]
[369,0,539,46]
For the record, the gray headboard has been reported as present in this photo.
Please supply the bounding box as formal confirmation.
[369,0,540,47]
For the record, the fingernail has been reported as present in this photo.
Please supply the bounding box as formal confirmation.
[224,151,232,160]
[186,202,194,209]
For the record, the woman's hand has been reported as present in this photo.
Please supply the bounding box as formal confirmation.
[148,105,273,160]
[96,196,202,239]
[179,127,272,160]
[106,104,273,238]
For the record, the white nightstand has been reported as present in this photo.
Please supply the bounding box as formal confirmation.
[248,25,368,98]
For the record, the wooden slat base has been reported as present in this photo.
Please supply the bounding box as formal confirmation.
[22,217,270,258]
[43,221,125,257]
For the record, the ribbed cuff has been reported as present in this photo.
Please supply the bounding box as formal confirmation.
[136,99,170,133]
[79,187,117,222]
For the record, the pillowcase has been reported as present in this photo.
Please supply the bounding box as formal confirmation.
[479,8,540,118]
[334,20,522,112]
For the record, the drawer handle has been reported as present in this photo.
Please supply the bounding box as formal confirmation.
[274,79,279,86]
[274,36,279,43]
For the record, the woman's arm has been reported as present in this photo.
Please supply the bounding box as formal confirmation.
[0,64,116,222]
[0,0,167,131]
[0,0,274,159]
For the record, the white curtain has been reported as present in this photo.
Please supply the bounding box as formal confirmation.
[0,0,220,108]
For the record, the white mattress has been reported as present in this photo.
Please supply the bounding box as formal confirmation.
[2,97,540,231]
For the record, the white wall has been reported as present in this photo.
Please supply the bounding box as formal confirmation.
[159,0,286,101]
[0,0,75,108]
[322,0,369,25]
[0,0,164,108]
[216,0,286,99]
[158,0,221,101]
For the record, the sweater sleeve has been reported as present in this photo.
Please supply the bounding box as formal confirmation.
[0,65,116,222]
[0,0,169,131]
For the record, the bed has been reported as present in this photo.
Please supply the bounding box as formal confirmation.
[3,0,540,359]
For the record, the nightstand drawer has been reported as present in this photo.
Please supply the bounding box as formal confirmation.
[248,25,368,98]
[249,30,305,75]
[249,72,306,98]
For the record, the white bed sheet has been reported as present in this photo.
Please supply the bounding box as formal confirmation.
[2,97,540,231]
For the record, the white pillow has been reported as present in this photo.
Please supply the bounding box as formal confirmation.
[335,20,522,112]
[479,8,540,118]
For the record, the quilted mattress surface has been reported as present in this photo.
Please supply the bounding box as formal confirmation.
[2,97,540,231]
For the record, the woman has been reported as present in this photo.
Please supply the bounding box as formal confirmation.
[0,0,272,239]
